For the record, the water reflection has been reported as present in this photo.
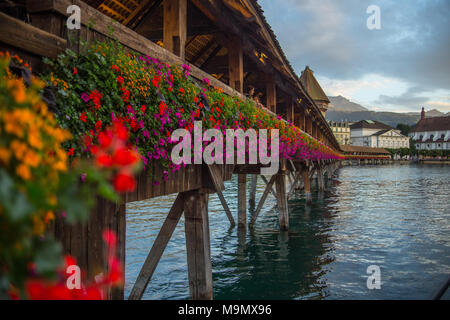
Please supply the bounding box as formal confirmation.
[125,165,450,300]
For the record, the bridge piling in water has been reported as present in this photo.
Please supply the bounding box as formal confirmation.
[238,174,247,229]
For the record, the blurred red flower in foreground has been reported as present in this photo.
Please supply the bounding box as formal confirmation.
[87,120,140,193]
[24,230,122,300]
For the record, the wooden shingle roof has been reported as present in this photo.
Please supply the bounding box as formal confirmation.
[411,116,450,132]
[299,66,330,103]
[341,145,390,155]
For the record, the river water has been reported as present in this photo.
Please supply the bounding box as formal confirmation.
[124,164,450,300]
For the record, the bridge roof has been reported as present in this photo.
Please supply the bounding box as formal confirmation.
[340,145,390,155]
[299,66,330,103]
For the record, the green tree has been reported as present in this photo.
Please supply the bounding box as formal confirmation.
[396,123,411,136]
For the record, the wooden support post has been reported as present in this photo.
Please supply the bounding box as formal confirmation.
[287,171,303,199]
[317,164,324,191]
[238,174,247,228]
[302,169,312,204]
[275,173,289,231]
[206,165,235,227]
[184,189,213,300]
[128,194,184,300]
[249,175,276,228]
[266,77,277,113]
[228,36,244,93]
[287,98,295,123]
[261,175,277,198]
[299,107,306,131]
[249,175,257,208]
[163,0,187,59]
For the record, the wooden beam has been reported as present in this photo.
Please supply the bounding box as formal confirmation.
[266,77,276,113]
[238,174,247,228]
[228,36,244,93]
[0,12,66,58]
[260,175,276,198]
[184,189,213,300]
[163,0,187,59]
[249,175,276,228]
[249,175,257,207]
[275,173,289,231]
[302,169,312,204]
[287,97,294,124]
[206,165,235,227]
[287,171,302,200]
[128,194,184,300]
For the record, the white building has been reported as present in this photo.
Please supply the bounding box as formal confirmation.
[350,120,410,149]
[409,108,450,150]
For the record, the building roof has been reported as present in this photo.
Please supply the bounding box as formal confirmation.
[410,116,450,133]
[373,129,391,136]
[299,66,330,103]
[341,145,390,155]
[350,120,392,130]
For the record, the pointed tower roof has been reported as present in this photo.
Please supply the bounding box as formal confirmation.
[299,66,330,104]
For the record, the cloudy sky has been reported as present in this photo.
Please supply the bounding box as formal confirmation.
[258,0,450,113]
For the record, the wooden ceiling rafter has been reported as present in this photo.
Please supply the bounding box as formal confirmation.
[128,0,163,29]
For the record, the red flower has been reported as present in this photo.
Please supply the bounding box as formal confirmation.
[98,131,112,148]
[152,75,160,87]
[112,148,138,166]
[96,154,113,167]
[112,65,119,72]
[73,67,78,75]
[117,76,124,85]
[113,173,136,193]
[179,88,185,94]
[140,105,146,113]
[80,112,87,123]
[95,120,102,131]
[159,101,167,116]
[67,148,75,157]
[102,230,117,247]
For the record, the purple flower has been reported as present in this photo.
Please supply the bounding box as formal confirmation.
[81,93,90,102]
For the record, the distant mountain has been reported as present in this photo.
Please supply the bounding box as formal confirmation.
[328,96,369,112]
[325,96,449,127]
[405,109,448,117]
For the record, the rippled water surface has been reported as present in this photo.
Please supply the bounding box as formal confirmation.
[125,164,450,300]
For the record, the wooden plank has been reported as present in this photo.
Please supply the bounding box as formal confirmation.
[237,174,247,228]
[275,173,289,231]
[0,12,66,58]
[248,175,257,207]
[163,0,187,59]
[249,174,276,228]
[266,77,276,113]
[302,169,312,204]
[206,165,235,227]
[184,189,213,300]
[287,171,302,200]
[260,175,276,198]
[128,194,184,300]
[228,36,244,93]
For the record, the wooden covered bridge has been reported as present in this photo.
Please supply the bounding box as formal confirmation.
[341,145,391,165]
[1,0,347,300]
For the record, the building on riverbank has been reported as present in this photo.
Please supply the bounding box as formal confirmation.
[350,120,410,149]
[409,108,450,150]
[328,121,350,145]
